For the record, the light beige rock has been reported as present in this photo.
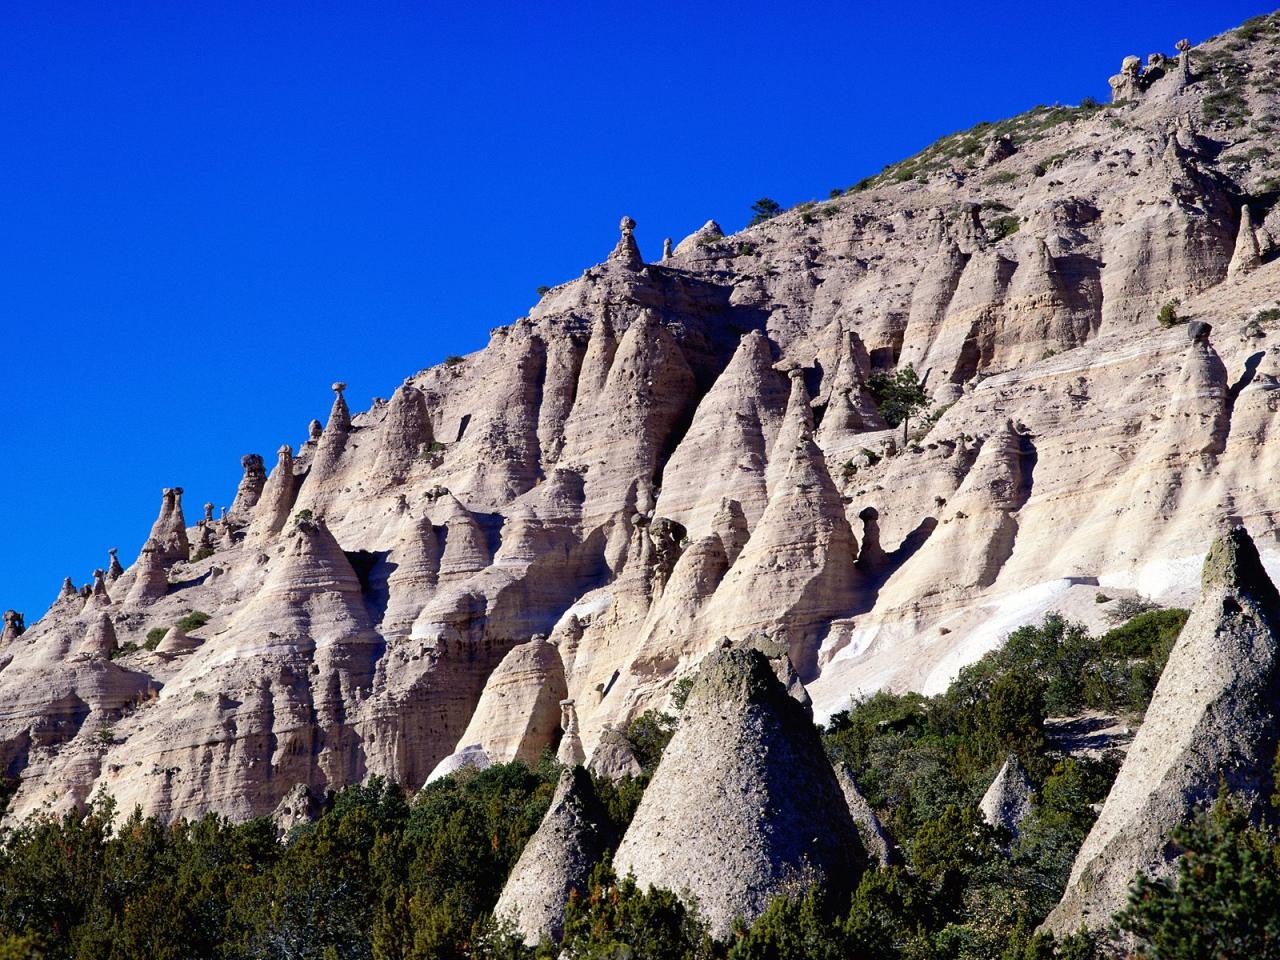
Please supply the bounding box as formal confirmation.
[446,635,567,767]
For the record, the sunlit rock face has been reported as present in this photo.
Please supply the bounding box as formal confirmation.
[7,23,1280,823]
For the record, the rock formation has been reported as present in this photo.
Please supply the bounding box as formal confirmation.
[609,215,642,269]
[1,611,24,643]
[556,699,585,766]
[613,648,866,936]
[228,454,267,524]
[1046,527,1280,934]
[587,723,642,781]
[248,444,300,539]
[105,548,124,581]
[77,612,118,659]
[441,635,567,767]
[979,754,1034,842]
[834,761,897,866]
[494,766,614,944]
[124,542,169,606]
[6,21,1280,835]
[1228,203,1263,277]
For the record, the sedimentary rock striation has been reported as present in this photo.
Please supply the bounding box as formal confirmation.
[5,18,1280,827]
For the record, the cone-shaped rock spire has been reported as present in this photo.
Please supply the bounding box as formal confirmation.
[613,648,866,937]
[77,612,118,659]
[1046,526,1280,934]
[248,445,301,540]
[448,635,567,766]
[979,754,1034,841]
[227,454,268,525]
[834,761,898,866]
[1228,203,1263,277]
[373,382,433,481]
[106,548,124,581]
[494,766,615,944]
[146,488,190,565]
[656,330,789,537]
[154,624,202,657]
[125,541,169,606]
[608,215,643,269]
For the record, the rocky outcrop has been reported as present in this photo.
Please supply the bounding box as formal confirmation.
[10,21,1280,828]
[587,723,642,781]
[77,613,118,660]
[609,215,643,269]
[146,488,189,565]
[372,383,433,482]
[1046,527,1280,934]
[227,454,267,525]
[979,754,1034,842]
[494,766,614,944]
[1228,203,1263,277]
[613,648,866,937]
[444,636,567,767]
[247,445,300,540]
[1,611,24,643]
[655,330,788,536]
[834,761,897,866]
[124,542,169,606]
[556,699,585,766]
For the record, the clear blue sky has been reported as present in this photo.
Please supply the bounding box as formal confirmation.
[1,1,1270,618]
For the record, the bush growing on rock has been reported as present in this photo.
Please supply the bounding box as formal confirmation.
[1157,298,1183,327]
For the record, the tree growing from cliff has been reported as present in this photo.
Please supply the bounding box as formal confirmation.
[868,365,931,443]
[748,198,782,226]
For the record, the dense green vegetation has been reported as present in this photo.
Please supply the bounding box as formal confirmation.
[8,605,1277,960]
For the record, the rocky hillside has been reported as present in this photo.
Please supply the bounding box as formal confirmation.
[6,15,1280,824]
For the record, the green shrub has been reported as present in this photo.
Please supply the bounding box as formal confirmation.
[535,285,551,297]
[989,215,1021,239]
[868,365,931,441]
[191,545,214,562]
[672,675,695,711]
[144,627,167,650]
[748,197,782,226]
[176,611,211,633]
[444,354,465,366]
[986,171,1019,186]
[1157,299,1183,328]
[625,710,676,773]
[1117,791,1280,958]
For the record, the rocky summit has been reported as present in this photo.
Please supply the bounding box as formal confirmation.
[6,16,1280,944]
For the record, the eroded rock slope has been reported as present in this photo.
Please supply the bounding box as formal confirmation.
[6,18,1280,821]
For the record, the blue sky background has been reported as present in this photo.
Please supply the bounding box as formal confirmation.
[1,0,1271,618]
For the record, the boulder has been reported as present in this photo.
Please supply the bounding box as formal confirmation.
[979,754,1034,841]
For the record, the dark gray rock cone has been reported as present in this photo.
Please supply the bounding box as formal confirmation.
[494,765,614,944]
[1046,526,1280,934]
[613,647,866,936]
